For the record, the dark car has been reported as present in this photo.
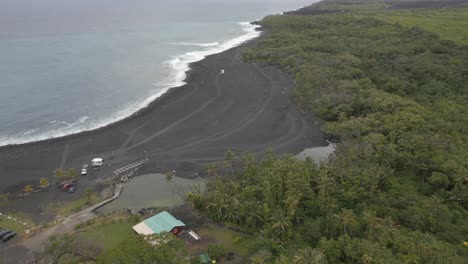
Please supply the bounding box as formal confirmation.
[0,230,11,238]
[2,232,16,242]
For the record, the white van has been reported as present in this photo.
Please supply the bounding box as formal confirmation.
[91,158,104,170]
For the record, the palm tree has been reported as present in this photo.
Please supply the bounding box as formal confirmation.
[362,211,398,245]
[224,197,241,224]
[204,163,218,178]
[23,185,34,194]
[285,171,303,193]
[379,217,399,245]
[283,195,300,219]
[315,168,335,215]
[242,152,256,183]
[223,150,235,175]
[270,212,291,239]
[54,168,66,179]
[293,247,328,264]
[426,194,445,231]
[335,209,359,238]
[249,250,273,264]
[39,177,50,190]
[406,232,426,261]
[67,168,78,178]
[205,196,226,221]
[245,206,264,229]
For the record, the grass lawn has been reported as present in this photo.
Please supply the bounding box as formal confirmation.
[0,212,33,234]
[374,5,468,45]
[0,217,27,234]
[197,223,261,258]
[44,192,100,217]
[76,221,137,251]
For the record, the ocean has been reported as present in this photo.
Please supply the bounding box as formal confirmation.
[0,0,315,146]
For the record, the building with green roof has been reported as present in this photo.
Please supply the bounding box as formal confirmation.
[199,253,212,264]
[132,211,186,236]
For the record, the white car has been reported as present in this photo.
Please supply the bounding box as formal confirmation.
[81,164,88,176]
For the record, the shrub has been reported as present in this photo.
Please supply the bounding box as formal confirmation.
[428,172,449,190]
[207,244,228,260]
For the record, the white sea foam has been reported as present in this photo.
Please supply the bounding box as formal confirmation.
[0,116,92,146]
[160,22,261,89]
[21,129,37,136]
[0,22,261,147]
[169,42,220,47]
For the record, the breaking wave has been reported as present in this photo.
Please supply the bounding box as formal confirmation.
[169,42,220,47]
[159,22,261,89]
[0,22,261,147]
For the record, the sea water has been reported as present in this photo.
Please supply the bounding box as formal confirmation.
[0,0,316,146]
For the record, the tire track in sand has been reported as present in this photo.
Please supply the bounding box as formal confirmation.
[163,63,276,155]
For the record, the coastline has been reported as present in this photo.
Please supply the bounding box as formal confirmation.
[0,9,326,220]
[0,22,262,148]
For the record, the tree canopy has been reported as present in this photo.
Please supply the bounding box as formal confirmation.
[189,1,468,263]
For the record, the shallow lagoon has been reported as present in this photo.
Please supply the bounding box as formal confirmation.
[97,174,204,213]
[98,143,333,214]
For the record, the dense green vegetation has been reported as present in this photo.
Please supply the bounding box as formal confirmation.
[376,6,468,45]
[188,1,468,263]
[197,223,263,258]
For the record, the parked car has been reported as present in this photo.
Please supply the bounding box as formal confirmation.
[68,186,76,193]
[81,164,88,176]
[2,232,16,242]
[0,230,11,238]
[62,183,73,192]
[58,179,76,191]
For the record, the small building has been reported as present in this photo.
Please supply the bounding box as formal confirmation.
[133,211,186,236]
[199,253,212,264]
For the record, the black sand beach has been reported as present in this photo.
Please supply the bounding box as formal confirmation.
[0,42,326,219]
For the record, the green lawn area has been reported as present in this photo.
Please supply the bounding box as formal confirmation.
[374,5,468,45]
[74,216,260,260]
[197,223,261,258]
[0,217,27,234]
[0,212,33,234]
[43,192,100,217]
[76,221,137,251]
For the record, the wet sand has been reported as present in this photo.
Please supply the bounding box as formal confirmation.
[0,41,326,219]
